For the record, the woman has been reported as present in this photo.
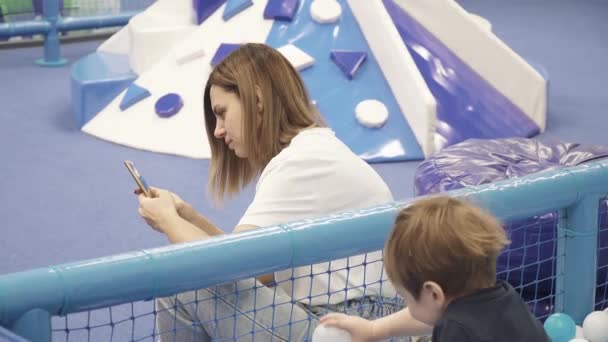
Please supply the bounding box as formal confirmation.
[138,43,400,341]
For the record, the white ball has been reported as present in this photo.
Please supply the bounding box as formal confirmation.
[570,339,590,342]
[310,0,342,24]
[355,99,389,128]
[312,325,352,342]
[583,311,608,342]
[577,325,585,338]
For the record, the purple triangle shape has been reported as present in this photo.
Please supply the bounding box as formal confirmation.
[193,0,226,24]
[263,0,300,22]
[330,50,368,80]
[211,43,242,66]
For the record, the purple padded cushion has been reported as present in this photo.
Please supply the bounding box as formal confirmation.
[415,138,608,196]
[414,138,608,303]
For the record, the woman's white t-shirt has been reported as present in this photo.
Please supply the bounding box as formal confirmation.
[238,128,396,305]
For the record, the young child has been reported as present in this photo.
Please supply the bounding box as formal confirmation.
[321,196,550,342]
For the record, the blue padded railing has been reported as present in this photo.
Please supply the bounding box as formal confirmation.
[1,159,607,341]
[0,0,153,66]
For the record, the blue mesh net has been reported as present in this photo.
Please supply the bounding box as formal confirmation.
[51,251,419,341]
[497,213,561,321]
[43,197,608,340]
[595,198,608,311]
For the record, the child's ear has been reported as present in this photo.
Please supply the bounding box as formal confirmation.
[423,281,446,306]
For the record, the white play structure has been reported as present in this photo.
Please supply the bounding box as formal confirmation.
[74,0,546,161]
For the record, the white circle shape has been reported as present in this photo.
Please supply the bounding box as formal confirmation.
[355,99,389,128]
[312,325,352,342]
[310,0,342,24]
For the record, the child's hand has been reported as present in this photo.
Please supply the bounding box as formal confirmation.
[320,313,376,342]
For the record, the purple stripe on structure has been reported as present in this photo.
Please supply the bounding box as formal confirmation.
[383,0,540,149]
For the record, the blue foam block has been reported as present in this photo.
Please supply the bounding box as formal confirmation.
[193,0,226,24]
[119,83,151,111]
[71,52,136,128]
[223,0,253,20]
[330,50,367,80]
[264,0,300,21]
[211,43,242,66]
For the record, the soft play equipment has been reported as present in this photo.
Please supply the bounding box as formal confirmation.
[72,0,547,162]
[414,138,608,296]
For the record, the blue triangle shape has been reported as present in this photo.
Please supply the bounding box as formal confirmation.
[223,0,253,21]
[119,83,151,111]
[330,50,368,80]
[211,43,242,66]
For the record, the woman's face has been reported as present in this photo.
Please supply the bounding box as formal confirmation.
[210,85,247,158]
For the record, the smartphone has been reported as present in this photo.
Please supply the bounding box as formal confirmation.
[124,160,151,197]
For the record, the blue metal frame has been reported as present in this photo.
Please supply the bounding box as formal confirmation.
[1,159,606,340]
[557,196,600,322]
[0,0,139,67]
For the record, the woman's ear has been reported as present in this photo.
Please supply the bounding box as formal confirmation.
[255,85,264,113]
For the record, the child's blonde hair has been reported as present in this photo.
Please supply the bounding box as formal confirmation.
[384,196,510,300]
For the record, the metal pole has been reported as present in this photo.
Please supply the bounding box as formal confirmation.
[36,0,68,67]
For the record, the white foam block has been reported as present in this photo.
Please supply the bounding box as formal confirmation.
[393,0,546,131]
[83,0,273,160]
[99,0,196,55]
[174,44,206,65]
[348,0,436,157]
[129,19,196,74]
[355,99,389,128]
[98,26,131,54]
[310,0,342,24]
[130,0,196,26]
[277,44,315,71]
[469,13,492,31]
